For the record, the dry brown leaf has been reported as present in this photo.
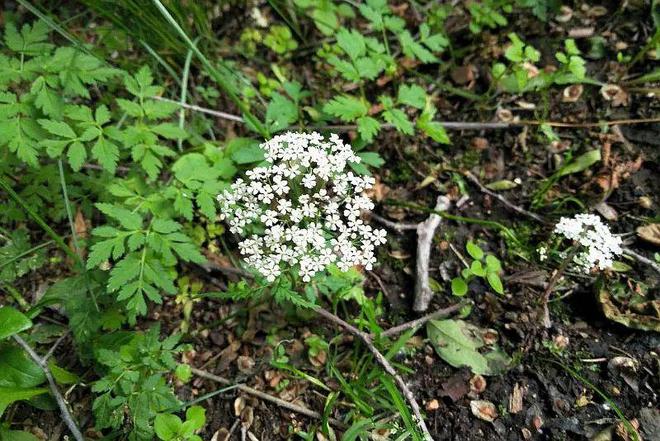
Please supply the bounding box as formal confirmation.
[637,224,660,246]
[470,400,498,422]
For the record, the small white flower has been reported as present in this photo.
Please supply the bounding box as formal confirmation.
[216,131,387,283]
[553,213,622,272]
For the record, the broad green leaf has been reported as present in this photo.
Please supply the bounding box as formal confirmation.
[229,139,265,164]
[427,319,511,375]
[451,277,468,296]
[48,362,80,385]
[486,272,504,295]
[174,364,192,383]
[0,307,32,340]
[470,260,486,277]
[186,405,206,430]
[0,345,45,387]
[557,149,601,177]
[154,413,182,440]
[0,387,48,417]
[0,429,41,441]
[466,241,484,260]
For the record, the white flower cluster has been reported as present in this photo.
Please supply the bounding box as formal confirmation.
[217,132,387,282]
[553,213,622,272]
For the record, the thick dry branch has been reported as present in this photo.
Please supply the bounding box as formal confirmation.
[315,307,433,441]
[414,196,451,312]
[13,335,84,441]
[191,367,346,429]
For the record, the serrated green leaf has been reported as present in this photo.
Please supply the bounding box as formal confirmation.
[323,95,368,121]
[397,84,426,109]
[108,256,141,292]
[151,123,188,140]
[96,203,143,230]
[92,137,119,174]
[336,28,366,60]
[382,108,413,135]
[356,116,380,142]
[67,141,87,171]
[266,93,298,133]
[38,119,77,139]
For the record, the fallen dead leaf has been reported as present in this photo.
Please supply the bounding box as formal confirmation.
[637,224,660,246]
[470,375,487,394]
[600,84,629,107]
[470,400,498,422]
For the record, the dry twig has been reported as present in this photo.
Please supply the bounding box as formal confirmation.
[622,247,660,275]
[463,172,546,224]
[377,301,468,338]
[191,367,346,429]
[314,307,433,441]
[13,335,84,441]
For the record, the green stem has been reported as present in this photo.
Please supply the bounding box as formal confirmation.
[151,0,269,138]
[58,160,82,260]
[178,42,196,151]
[1,283,30,310]
[385,199,520,244]
[0,175,82,268]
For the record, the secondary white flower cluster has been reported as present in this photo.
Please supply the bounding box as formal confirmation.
[217,132,387,282]
[553,213,622,272]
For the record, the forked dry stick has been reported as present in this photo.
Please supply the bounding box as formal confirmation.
[13,335,84,441]
[314,307,433,441]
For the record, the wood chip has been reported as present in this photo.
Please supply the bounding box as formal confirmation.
[509,383,524,414]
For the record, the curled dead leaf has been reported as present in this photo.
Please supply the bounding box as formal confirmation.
[555,6,573,22]
[600,85,629,107]
[636,224,660,246]
[470,400,498,422]
[469,374,487,394]
[237,355,255,374]
[496,108,513,123]
[234,396,246,416]
[562,84,583,102]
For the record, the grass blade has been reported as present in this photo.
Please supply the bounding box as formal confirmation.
[151,0,269,138]
[0,176,82,268]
